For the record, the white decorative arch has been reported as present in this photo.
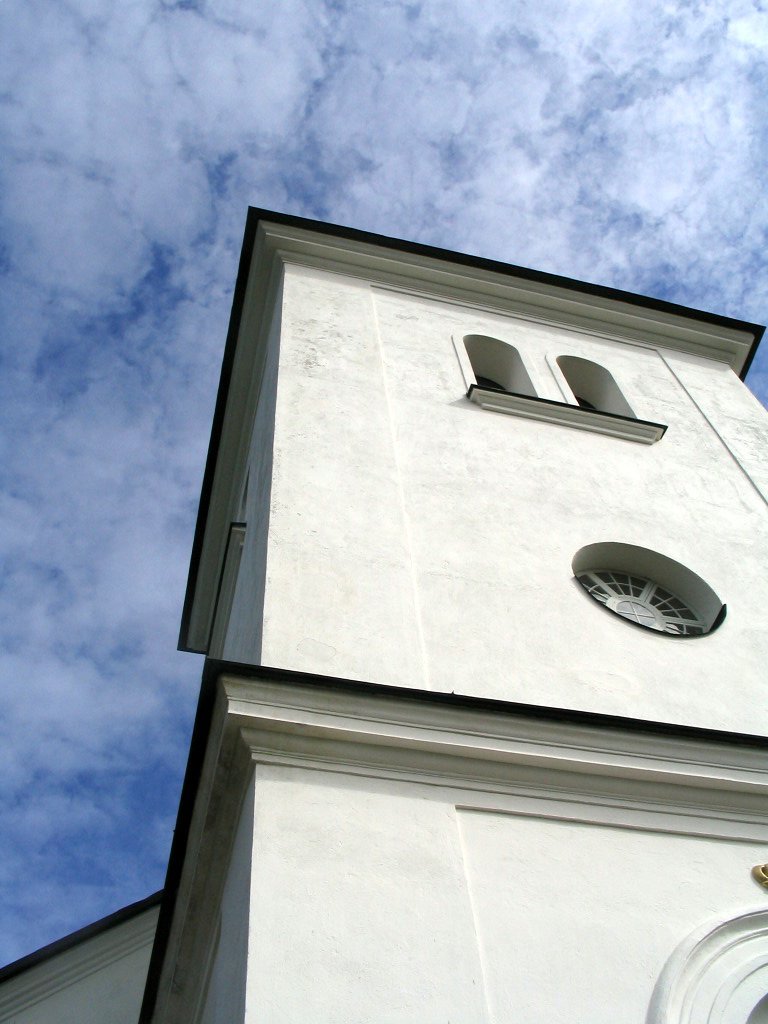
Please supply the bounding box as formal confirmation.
[648,909,768,1024]
[556,353,635,416]
[462,334,537,397]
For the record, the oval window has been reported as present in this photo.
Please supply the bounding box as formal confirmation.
[573,543,725,638]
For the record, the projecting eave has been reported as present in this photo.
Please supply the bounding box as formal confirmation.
[178,208,765,654]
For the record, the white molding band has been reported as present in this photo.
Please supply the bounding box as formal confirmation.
[269,228,755,371]
[223,676,768,838]
[648,909,768,1024]
[468,384,667,443]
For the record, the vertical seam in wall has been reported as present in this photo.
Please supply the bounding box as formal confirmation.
[370,288,432,690]
[455,808,496,1024]
[659,352,768,509]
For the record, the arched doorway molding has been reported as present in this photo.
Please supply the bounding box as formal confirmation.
[648,909,768,1024]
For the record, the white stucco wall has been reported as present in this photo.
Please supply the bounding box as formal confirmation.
[246,767,488,1023]
[234,762,768,1024]
[226,264,768,734]
[0,903,157,1024]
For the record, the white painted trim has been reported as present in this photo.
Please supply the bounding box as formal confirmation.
[268,228,754,371]
[648,909,768,1023]
[225,677,768,830]
[468,385,666,444]
[546,349,574,401]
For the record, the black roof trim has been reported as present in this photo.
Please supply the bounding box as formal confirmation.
[139,657,768,1023]
[0,890,162,983]
[177,208,764,652]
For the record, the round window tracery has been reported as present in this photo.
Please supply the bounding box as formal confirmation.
[576,570,706,635]
[572,543,725,639]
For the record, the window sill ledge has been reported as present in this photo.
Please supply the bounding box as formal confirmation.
[467,385,667,444]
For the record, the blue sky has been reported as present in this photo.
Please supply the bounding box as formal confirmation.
[1,0,768,967]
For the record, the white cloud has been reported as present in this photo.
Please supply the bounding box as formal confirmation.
[729,8,768,47]
[1,0,767,966]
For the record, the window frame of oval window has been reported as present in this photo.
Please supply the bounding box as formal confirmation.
[572,543,726,640]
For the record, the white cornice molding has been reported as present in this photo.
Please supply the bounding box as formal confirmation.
[261,222,755,373]
[0,907,157,1019]
[223,676,768,837]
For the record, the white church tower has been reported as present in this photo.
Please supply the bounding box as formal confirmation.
[140,210,768,1024]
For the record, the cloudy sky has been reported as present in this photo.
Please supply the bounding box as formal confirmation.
[1,0,767,967]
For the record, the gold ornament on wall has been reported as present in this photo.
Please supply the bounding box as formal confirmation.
[752,864,768,889]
